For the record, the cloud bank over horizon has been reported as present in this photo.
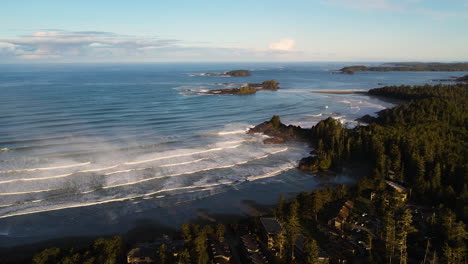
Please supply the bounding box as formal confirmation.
[0,0,467,62]
[0,30,305,62]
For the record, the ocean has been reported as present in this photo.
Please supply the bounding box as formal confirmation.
[0,62,461,246]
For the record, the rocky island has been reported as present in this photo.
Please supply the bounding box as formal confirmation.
[200,69,252,77]
[337,62,468,74]
[203,80,279,95]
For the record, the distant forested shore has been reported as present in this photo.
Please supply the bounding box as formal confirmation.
[338,62,468,74]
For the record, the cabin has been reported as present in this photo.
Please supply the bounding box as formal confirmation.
[241,234,260,254]
[249,252,269,264]
[259,217,283,249]
[328,200,354,232]
[240,234,269,264]
[208,234,232,264]
[385,180,408,201]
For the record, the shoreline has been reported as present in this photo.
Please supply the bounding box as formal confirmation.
[310,90,368,95]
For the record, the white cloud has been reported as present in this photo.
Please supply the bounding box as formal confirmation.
[0,30,308,62]
[0,30,180,60]
[269,38,295,51]
[88,42,112,47]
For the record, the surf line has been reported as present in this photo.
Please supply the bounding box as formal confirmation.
[0,182,230,219]
[0,162,91,174]
[0,141,246,176]
[0,148,288,209]
[104,158,208,176]
[0,181,228,211]
[124,144,241,165]
[0,144,243,185]
[83,147,288,193]
[247,165,295,181]
[0,158,209,186]
[0,187,64,196]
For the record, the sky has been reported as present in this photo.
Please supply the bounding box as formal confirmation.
[0,0,467,63]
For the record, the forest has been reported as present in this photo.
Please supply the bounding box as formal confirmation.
[292,83,467,263]
[339,63,468,73]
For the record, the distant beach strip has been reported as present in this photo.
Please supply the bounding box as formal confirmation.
[310,90,368,95]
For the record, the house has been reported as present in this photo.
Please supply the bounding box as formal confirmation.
[249,252,269,264]
[208,234,232,264]
[328,200,354,232]
[259,217,283,249]
[241,234,260,254]
[127,247,156,264]
[294,234,329,264]
[385,180,408,201]
[240,234,270,264]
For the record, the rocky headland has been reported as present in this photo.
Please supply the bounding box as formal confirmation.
[247,115,324,173]
[247,115,309,144]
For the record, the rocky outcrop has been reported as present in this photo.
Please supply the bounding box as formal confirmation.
[202,80,280,95]
[200,70,251,77]
[247,116,309,144]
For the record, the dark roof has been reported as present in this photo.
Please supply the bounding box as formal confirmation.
[250,252,269,264]
[260,217,283,235]
[386,180,407,193]
[213,258,230,264]
[209,240,231,259]
[241,234,260,253]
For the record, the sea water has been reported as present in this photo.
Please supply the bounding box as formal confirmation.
[0,62,462,246]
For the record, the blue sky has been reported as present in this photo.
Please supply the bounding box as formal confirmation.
[1,0,467,62]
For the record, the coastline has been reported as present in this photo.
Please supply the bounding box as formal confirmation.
[310,90,368,95]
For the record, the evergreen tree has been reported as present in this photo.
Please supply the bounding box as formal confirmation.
[396,208,416,264]
[159,244,167,264]
[304,238,319,264]
[177,249,191,264]
[275,195,285,220]
[215,224,225,241]
[274,229,286,259]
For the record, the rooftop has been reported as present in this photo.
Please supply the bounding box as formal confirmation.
[386,180,407,193]
[260,217,283,235]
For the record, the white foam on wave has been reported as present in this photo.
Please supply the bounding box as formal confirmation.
[0,181,233,219]
[104,158,208,176]
[0,162,91,174]
[78,165,119,173]
[0,187,64,196]
[0,147,289,210]
[0,173,74,185]
[124,144,241,165]
[248,165,295,181]
[91,147,288,192]
[0,143,248,185]
[216,130,247,136]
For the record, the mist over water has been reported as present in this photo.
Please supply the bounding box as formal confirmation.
[0,62,461,246]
